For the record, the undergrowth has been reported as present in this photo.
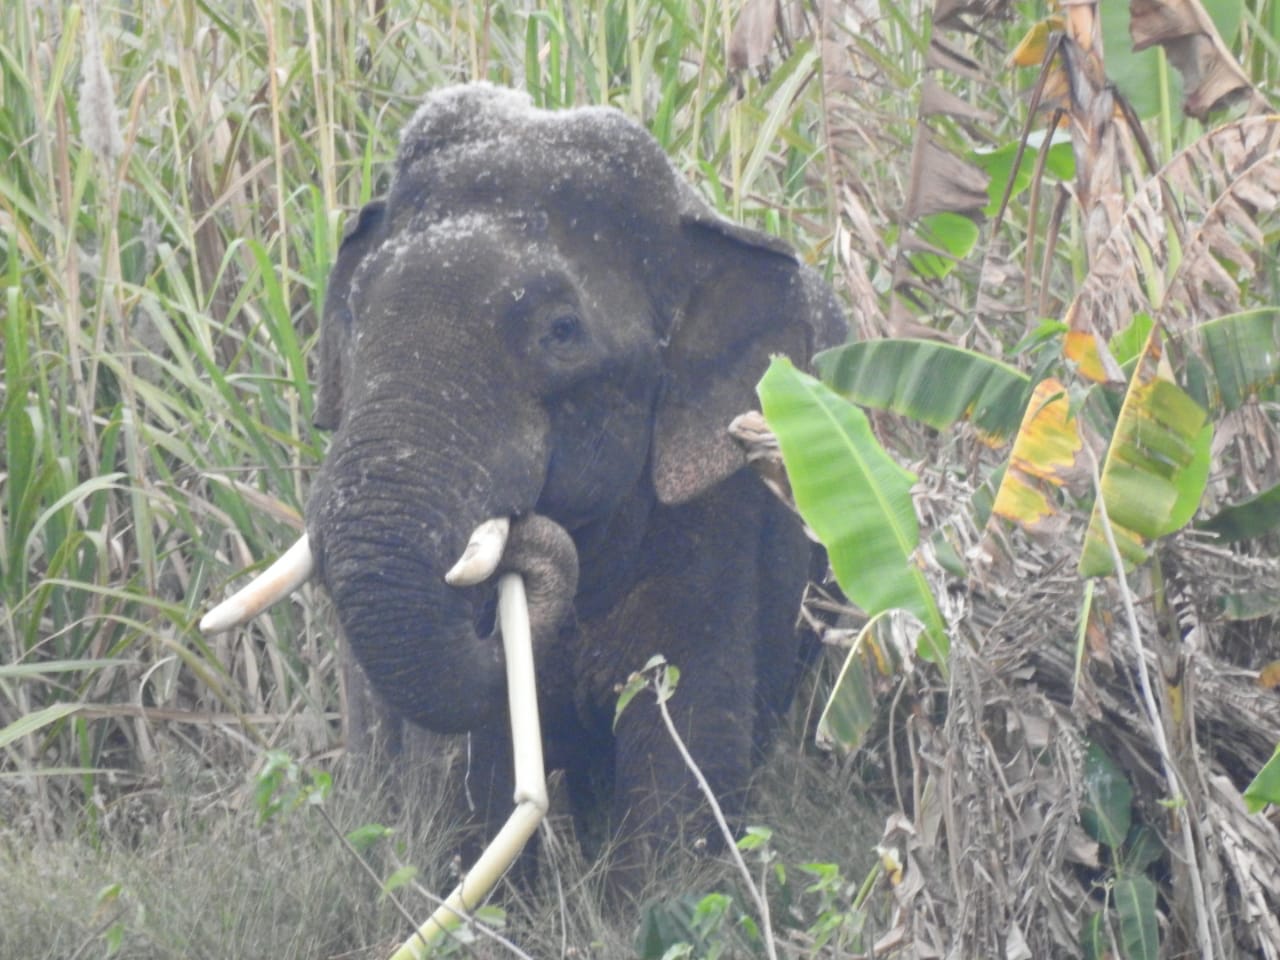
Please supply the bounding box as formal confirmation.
[0,738,882,959]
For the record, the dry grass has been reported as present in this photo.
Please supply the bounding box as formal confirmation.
[0,734,883,959]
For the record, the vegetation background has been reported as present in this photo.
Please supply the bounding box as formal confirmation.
[2,0,1278,957]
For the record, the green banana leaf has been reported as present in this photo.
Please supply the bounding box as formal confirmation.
[1080,327,1212,578]
[814,339,1032,441]
[1244,742,1280,814]
[908,212,980,280]
[1081,742,1133,850]
[1114,876,1159,960]
[1199,482,1280,543]
[816,612,899,754]
[1182,308,1280,413]
[758,358,948,663]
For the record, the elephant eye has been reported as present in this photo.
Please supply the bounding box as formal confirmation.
[543,312,582,347]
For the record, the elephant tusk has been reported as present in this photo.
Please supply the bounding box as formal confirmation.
[199,535,315,634]
[444,517,511,587]
[390,572,547,957]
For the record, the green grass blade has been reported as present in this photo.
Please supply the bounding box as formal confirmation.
[0,659,129,678]
[0,703,81,750]
[21,473,126,573]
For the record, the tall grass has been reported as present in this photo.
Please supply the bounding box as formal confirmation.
[3,0,1278,955]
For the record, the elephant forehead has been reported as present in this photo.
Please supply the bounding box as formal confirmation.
[398,83,664,177]
[356,214,569,310]
[390,85,678,229]
[379,211,507,262]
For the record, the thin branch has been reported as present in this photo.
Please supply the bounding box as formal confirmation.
[651,671,779,960]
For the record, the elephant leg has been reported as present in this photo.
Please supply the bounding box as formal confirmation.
[548,721,614,860]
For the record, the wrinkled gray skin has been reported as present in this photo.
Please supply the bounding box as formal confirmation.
[307,84,844,879]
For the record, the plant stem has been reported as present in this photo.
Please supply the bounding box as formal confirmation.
[652,671,779,960]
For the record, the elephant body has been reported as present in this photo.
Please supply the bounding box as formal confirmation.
[307,84,844,874]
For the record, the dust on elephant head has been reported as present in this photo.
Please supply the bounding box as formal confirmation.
[306,83,844,866]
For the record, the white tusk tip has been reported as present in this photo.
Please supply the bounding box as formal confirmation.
[445,517,511,587]
[200,535,314,633]
[199,602,245,635]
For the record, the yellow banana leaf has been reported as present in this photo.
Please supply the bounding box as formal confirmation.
[990,377,1084,530]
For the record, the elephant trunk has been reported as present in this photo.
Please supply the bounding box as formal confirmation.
[315,497,503,733]
[306,396,553,735]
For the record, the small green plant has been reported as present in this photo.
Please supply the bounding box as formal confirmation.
[634,828,878,959]
[93,882,127,957]
[1078,742,1163,960]
[635,891,737,960]
[253,749,332,823]
[786,860,872,954]
[621,660,879,959]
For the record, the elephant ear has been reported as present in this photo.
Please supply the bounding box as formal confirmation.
[314,201,386,430]
[652,196,846,505]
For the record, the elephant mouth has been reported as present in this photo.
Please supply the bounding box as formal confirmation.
[467,584,499,639]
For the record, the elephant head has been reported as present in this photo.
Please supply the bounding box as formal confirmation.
[301,84,842,742]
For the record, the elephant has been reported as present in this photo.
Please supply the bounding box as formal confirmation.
[226,83,846,882]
